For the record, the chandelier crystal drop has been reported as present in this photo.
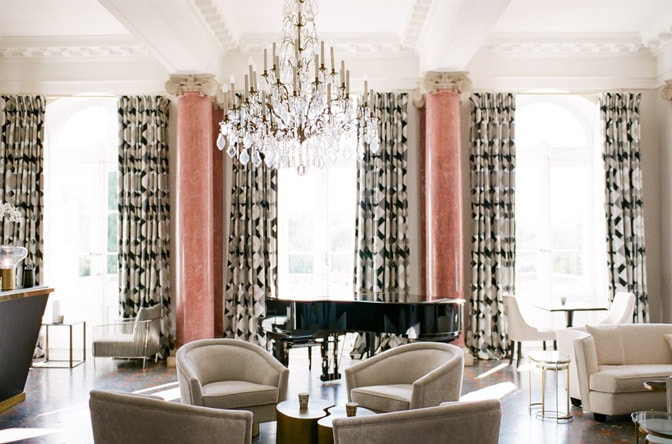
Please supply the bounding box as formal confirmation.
[217,0,379,175]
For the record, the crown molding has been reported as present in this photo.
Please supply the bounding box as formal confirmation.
[0,35,151,59]
[483,32,649,56]
[403,0,432,48]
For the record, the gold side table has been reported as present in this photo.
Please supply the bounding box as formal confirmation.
[276,398,334,444]
[528,350,572,422]
[33,320,86,368]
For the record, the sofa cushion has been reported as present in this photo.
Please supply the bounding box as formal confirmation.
[589,365,672,393]
[350,384,412,413]
[201,381,279,409]
[586,325,625,365]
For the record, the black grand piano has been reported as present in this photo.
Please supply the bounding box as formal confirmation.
[263,293,464,381]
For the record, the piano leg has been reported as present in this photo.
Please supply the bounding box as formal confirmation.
[272,339,290,367]
[319,332,341,381]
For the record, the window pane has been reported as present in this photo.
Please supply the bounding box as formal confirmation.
[107,254,118,275]
[107,213,117,252]
[289,254,314,274]
[107,172,117,211]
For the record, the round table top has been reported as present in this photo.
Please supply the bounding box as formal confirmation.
[317,406,377,428]
[632,411,672,438]
[276,398,334,420]
[528,350,570,366]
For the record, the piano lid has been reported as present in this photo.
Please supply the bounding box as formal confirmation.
[271,292,464,304]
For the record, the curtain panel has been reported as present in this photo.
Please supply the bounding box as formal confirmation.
[351,91,410,357]
[224,160,277,347]
[117,96,172,356]
[600,92,648,323]
[0,95,45,282]
[467,92,516,360]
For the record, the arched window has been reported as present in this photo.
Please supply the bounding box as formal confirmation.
[44,97,119,331]
[515,94,607,328]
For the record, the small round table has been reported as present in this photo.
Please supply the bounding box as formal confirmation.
[527,350,572,422]
[632,411,672,444]
[276,398,334,444]
[317,405,376,444]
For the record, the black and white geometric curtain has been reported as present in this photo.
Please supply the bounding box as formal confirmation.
[224,160,277,347]
[600,92,648,323]
[0,95,45,281]
[352,91,410,357]
[467,92,516,360]
[117,96,172,355]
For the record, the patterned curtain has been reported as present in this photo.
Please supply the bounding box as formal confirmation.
[600,92,647,323]
[467,92,516,360]
[351,92,410,358]
[117,96,172,356]
[224,160,277,347]
[0,95,45,282]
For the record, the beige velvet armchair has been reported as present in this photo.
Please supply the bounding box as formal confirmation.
[92,304,162,368]
[89,389,253,444]
[332,399,501,444]
[344,342,464,413]
[176,338,289,427]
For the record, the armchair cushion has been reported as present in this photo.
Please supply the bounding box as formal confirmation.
[350,384,412,412]
[202,381,280,409]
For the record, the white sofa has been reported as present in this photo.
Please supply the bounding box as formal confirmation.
[573,323,672,421]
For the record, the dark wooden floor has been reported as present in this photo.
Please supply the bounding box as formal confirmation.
[0,336,638,443]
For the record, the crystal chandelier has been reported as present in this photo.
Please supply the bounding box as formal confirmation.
[216,0,379,175]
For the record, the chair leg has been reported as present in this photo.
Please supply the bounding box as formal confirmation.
[553,340,557,351]
[308,346,312,371]
[542,341,547,351]
[516,342,522,366]
[509,341,516,366]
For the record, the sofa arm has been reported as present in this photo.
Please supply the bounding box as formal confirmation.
[573,335,599,413]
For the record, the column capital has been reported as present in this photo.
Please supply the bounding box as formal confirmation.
[165,74,221,98]
[412,71,473,107]
[662,79,672,101]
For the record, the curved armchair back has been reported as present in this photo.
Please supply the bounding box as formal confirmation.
[502,295,537,340]
[179,340,282,387]
[345,342,464,412]
[599,291,635,324]
[89,389,253,444]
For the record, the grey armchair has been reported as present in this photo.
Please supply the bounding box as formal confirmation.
[92,304,161,368]
[89,389,253,444]
[176,338,289,428]
[332,399,501,444]
[345,342,464,413]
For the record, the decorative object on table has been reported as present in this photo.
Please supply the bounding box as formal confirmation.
[0,245,27,290]
[345,402,358,417]
[217,0,378,175]
[560,296,567,306]
[0,201,26,291]
[22,266,35,288]
[298,392,309,411]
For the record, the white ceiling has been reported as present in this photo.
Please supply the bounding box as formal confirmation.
[1,0,672,94]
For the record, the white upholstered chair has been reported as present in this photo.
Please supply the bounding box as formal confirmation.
[344,342,464,413]
[502,295,556,366]
[599,291,635,324]
[92,304,162,368]
[332,399,501,444]
[176,338,289,429]
[89,389,253,444]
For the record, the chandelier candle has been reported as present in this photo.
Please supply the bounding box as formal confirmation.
[217,0,379,174]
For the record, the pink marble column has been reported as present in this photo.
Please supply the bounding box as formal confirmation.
[424,89,463,303]
[174,90,215,346]
[418,72,472,351]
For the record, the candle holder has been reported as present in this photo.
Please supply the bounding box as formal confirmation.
[0,246,27,290]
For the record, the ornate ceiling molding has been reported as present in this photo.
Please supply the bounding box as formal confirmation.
[482,33,648,56]
[0,36,151,59]
[193,0,237,52]
[403,0,432,49]
[165,74,220,97]
[412,71,472,107]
